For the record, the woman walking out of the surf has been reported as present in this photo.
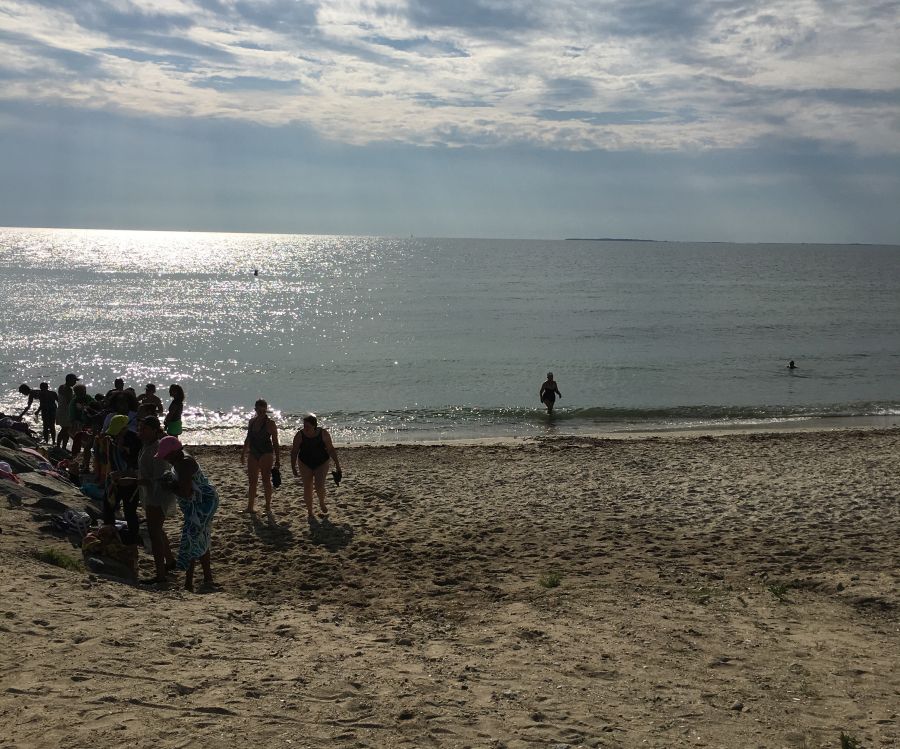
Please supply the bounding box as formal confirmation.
[539,372,562,414]
[241,399,280,514]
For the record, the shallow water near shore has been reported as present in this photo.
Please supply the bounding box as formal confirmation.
[1,227,898,443]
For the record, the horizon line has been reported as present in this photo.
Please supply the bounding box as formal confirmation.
[0,223,897,247]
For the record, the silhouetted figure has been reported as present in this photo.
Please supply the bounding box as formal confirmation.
[539,372,562,414]
[788,360,797,370]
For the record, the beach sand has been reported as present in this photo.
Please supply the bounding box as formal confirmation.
[1,429,898,748]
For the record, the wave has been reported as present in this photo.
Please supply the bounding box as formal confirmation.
[179,400,900,444]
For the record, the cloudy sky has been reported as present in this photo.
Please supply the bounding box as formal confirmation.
[1,0,899,242]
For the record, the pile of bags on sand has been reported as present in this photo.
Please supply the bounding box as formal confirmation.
[0,424,139,580]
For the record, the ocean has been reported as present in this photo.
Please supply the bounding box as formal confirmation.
[1,227,898,443]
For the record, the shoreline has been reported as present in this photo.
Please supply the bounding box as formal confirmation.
[180,415,900,448]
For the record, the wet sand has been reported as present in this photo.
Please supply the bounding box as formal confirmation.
[1,429,899,748]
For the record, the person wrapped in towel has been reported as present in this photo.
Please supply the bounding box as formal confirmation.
[155,437,219,592]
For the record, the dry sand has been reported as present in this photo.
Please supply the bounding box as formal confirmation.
[1,429,899,748]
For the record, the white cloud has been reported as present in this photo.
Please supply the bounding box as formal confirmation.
[0,0,898,152]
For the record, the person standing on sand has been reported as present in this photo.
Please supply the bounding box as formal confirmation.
[291,413,341,525]
[104,414,143,543]
[33,383,59,444]
[155,436,219,592]
[136,416,176,584]
[56,373,79,450]
[104,377,125,406]
[164,384,185,436]
[137,383,164,415]
[539,372,562,414]
[241,399,280,514]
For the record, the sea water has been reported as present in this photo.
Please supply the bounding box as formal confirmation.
[1,228,898,443]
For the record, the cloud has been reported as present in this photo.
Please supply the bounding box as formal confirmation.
[364,34,468,57]
[192,74,305,92]
[405,0,539,34]
[0,0,898,154]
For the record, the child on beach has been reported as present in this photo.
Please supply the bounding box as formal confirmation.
[155,436,219,592]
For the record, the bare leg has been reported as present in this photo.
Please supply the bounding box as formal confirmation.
[146,506,174,580]
[299,465,315,520]
[314,464,328,516]
[246,454,260,512]
[258,452,274,512]
[199,551,212,584]
[81,435,93,472]
[185,560,196,592]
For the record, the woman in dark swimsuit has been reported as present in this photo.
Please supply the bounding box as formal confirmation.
[290,413,341,524]
[539,372,562,414]
[240,399,280,513]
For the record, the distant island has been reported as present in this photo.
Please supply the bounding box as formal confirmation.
[565,237,660,242]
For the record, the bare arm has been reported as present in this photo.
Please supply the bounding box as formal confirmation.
[269,420,280,467]
[290,432,302,475]
[240,418,251,464]
[19,393,35,417]
[323,429,341,472]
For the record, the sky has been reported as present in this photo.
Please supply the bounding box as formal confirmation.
[1,0,899,243]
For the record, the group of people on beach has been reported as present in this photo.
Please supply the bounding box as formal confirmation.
[6,369,567,590]
[11,375,212,590]
[17,376,184,453]
[9,374,343,591]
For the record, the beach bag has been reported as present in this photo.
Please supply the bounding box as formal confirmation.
[271,466,282,489]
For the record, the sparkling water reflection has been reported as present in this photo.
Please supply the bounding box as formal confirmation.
[1,228,899,443]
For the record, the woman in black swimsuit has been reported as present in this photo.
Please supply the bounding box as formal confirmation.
[290,413,341,524]
[539,372,562,414]
[240,399,280,513]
